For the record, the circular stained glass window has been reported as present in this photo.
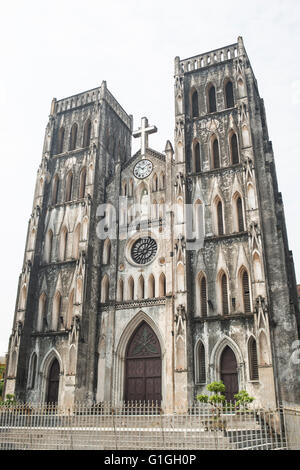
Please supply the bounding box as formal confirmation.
[131,237,157,265]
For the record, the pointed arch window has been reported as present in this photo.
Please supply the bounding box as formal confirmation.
[101,275,109,303]
[217,199,224,236]
[52,291,62,331]
[117,279,124,302]
[152,174,158,192]
[230,133,239,164]
[208,85,217,113]
[103,238,111,265]
[128,277,134,300]
[160,172,166,190]
[221,272,229,315]
[159,273,166,297]
[242,269,251,313]
[28,352,38,389]
[196,340,206,383]
[67,289,74,329]
[45,229,53,263]
[236,196,244,232]
[83,119,91,147]
[148,274,155,298]
[79,167,87,199]
[69,123,78,151]
[225,80,234,108]
[73,224,81,259]
[137,275,145,299]
[191,89,199,118]
[60,226,68,261]
[198,275,207,317]
[37,292,47,332]
[212,138,220,169]
[52,174,59,205]
[57,127,65,154]
[248,337,259,380]
[65,171,73,202]
[194,141,201,173]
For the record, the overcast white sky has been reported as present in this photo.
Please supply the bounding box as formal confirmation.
[0,0,299,356]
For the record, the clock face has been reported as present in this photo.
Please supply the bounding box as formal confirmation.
[133,159,153,179]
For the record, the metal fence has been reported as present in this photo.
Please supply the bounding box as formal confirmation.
[0,401,295,450]
[283,407,300,450]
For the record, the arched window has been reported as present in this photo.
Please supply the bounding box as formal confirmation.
[248,337,259,380]
[101,275,109,303]
[230,133,239,164]
[137,275,145,299]
[191,89,199,117]
[67,289,74,329]
[160,172,165,190]
[208,85,216,113]
[212,137,220,169]
[196,340,206,383]
[28,353,37,389]
[217,199,224,236]
[79,167,87,199]
[52,291,62,331]
[103,238,111,265]
[148,274,155,298]
[127,276,134,300]
[73,224,81,259]
[37,292,47,332]
[60,226,68,261]
[65,171,73,202]
[220,272,229,315]
[52,174,59,205]
[152,174,158,192]
[198,275,207,317]
[241,269,251,313]
[159,273,166,297]
[19,285,27,310]
[117,279,124,302]
[225,80,234,108]
[45,229,53,263]
[194,141,201,173]
[122,180,127,196]
[83,119,91,147]
[69,123,78,151]
[236,196,244,232]
[57,127,65,154]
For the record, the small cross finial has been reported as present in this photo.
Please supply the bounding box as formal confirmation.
[133,117,157,157]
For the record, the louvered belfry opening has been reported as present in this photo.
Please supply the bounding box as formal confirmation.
[192,90,199,118]
[237,197,244,232]
[208,85,217,113]
[194,142,201,172]
[231,133,239,164]
[249,337,259,381]
[69,123,78,151]
[198,341,206,383]
[200,276,207,317]
[213,138,220,169]
[217,200,224,235]
[221,273,229,315]
[242,270,251,313]
[225,81,235,108]
[57,127,65,154]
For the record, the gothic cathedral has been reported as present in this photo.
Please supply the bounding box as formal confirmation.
[5,37,300,410]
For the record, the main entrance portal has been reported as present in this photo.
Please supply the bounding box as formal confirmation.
[220,346,239,402]
[125,322,162,402]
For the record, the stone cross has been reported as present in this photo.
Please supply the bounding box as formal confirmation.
[133,117,157,157]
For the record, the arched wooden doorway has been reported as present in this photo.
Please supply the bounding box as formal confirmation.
[46,359,60,403]
[220,346,238,402]
[125,322,162,402]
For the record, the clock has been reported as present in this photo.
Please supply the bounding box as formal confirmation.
[133,159,153,179]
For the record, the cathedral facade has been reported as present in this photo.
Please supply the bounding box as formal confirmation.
[4,37,300,410]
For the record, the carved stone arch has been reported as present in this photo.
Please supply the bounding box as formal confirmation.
[258,331,271,366]
[68,344,77,375]
[247,182,257,210]
[253,250,263,282]
[228,128,240,164]
[196,271,207,317]
[190,86,199,118]
[210,335,245,391]
[232,190,245,233]
[113,311,165,405]
[210,133,220,169]
[224,77,235,109]
[206,81,217,113]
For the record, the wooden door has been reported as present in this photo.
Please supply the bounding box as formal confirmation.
[220,346,238,402]
[46,359,60,404]
[125,322,161,403]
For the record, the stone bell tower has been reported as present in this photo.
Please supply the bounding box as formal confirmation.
[174,36,300,407]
